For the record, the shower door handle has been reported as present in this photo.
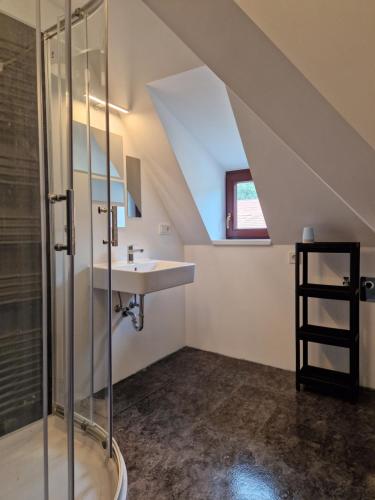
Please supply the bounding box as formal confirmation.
[98,205,118,247]
[65,189,75,255]
[49,189,75,256]
[111,205,119,247]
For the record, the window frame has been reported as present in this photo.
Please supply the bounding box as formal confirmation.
[225,169,269,239]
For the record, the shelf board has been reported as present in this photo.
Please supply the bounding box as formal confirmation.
[297,324,356,347]
[296,242,360,253]
[299,365,352,390]
[298,283,357,300]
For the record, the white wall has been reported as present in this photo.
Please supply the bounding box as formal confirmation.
[46,78,185,403]
[0,0,38,25]
[185,245,295,371]
[185,245,375,389]
[94,118,186,387]
[72,103,186,395]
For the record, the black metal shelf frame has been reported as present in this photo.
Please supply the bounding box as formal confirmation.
[295,242,360,400]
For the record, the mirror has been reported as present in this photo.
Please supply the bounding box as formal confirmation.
[126,156,142,218]
[73,121,126,227]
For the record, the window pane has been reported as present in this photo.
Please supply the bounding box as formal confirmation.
[236,181,267,229]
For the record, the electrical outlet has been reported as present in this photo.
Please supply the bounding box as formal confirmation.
[159,223,171,236]
[288,251,296,264]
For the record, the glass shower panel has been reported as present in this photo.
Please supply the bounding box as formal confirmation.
[86,2,112,445]
[45,0,112,479]
[0,3,46,499]
[0,1,116,499]
[43,2,72,499]
[45,13,68,418]
[65,0,112,437]
[71,8,94,425]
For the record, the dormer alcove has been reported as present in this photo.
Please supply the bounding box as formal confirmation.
[148,66,268,243]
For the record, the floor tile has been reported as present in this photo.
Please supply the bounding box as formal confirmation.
[114,347,375,500]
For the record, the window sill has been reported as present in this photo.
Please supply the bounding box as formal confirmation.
[211,239,272,246]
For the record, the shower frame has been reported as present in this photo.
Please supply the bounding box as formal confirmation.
[36,0,116,498]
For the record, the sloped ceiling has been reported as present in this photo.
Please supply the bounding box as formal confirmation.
[234,0,375,150]
[148,66,255,240]
[142,0,375,241]
[149,87,227,240]
[148,66,248,171]
[147,63,375,244]
[229,90,375,245]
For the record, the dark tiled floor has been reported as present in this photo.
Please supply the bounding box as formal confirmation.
[113,347,375,500]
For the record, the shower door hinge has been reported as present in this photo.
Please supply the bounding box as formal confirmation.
[48,193,67,203]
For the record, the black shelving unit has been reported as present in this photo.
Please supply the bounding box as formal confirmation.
[295,242,360,401]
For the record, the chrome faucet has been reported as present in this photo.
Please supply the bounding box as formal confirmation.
[127,244,144,263]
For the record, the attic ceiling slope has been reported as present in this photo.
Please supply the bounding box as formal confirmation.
[148,66,248,171]
[123,112,210,245]
[229,89,375,246]
[142,0,375,234]
[234,0,375,150]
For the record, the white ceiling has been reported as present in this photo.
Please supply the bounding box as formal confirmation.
[235,0,375,150]
[148,66,248,171]
[143,0,375,241]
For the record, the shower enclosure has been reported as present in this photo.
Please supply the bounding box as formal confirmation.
[0,1,126,498]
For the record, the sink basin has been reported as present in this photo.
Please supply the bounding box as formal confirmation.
[93,259,195,295]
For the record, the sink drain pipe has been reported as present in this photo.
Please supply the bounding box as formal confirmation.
[115,292,145,332]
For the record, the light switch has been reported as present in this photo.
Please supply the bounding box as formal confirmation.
[288,251,296,264]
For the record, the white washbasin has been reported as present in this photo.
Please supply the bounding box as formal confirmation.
[94,259,195,295]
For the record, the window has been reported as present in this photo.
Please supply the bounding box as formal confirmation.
[226,169,268,239]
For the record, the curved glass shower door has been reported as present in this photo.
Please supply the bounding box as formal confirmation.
[45,0,114,498]
[0,1,120,498]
